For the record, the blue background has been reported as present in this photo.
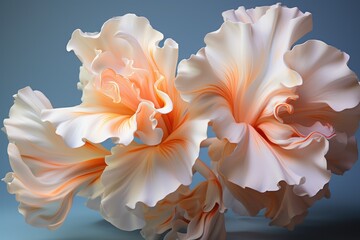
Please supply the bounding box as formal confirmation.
[0,0,359,239]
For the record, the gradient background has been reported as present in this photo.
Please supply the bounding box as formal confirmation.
[1,0,359,239]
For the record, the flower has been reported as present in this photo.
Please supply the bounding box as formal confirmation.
[41,14,175,148]
[41,14,208,230]
[3,87,109,229]
[3,4,359,238]
[176,3,360,227]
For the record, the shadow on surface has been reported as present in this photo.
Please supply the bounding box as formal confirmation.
[56,220,141,240]
[227,218,360,240]
[57,216,360,240]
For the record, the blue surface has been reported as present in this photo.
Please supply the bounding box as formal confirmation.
[1,0,360,239]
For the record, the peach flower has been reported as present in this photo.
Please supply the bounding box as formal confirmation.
[3,87,109,229]
[176,4,360,227]
[41,14,176,148]
[41,14,208,230]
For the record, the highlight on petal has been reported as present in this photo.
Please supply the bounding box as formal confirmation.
[3,87,109,229]
[67,14,163,71]
[100,117,208,230]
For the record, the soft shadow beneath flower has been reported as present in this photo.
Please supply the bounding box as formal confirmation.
[226,213,360,240]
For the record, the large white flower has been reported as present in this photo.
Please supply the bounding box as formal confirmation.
[40,14,208,230]
[3,87,109,229]
[176,4,360,227]
[41,14,176,148]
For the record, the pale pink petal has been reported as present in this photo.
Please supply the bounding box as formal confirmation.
[67,14,163,72]
[208,139,253,216]
[318,108,359,174]
[282,40,360,174]
[326,134,358,174]
[179,204,225,240]
[176,48,224,104]
[100,118,208,230]
[285,40,360,112]
[224,180,330,229]
[3,87,108,229]
[222,5,272,23]
[176,4,308,142]
[218,123,330,197]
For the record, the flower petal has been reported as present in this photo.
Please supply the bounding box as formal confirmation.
[44,14,178,148]
[41,70,166,147]
[153,38,179,86]
[224,180,330,229]
[67,14,163,72]
[326,134,358,174]
[100,118,208,230]
[218,123,330,197]
[3,87,108,229]
[179,204,225,240]
[222,5,273,23]
[285,40,360,112]
[41,104,138,148]
[176,4,309,142]
[137,179,225,240]
[283,40,360,174]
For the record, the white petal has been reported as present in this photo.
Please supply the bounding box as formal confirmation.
[67,14,163,71]
[285,40,360,112]
[100,118,208,230]
[176,4,309,142]
[3,87,108,229]
[218,123,330,197]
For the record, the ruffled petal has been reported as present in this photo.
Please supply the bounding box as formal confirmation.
[41,104,138,148]
[100,118,208,230]
[3,87,108,229]
[326,134,358,174]
[152,38,179,87]
[41,70,167,147]
[138,186,190,240]
[137,179,225,240]
[44,14,179,148]
[67,14,163,72]
[179,204,225,240]
[283,40,360,174]
[176,4,309,142]
[218,123,330,197]
[224,180,330,229]
[285,40,360,112]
